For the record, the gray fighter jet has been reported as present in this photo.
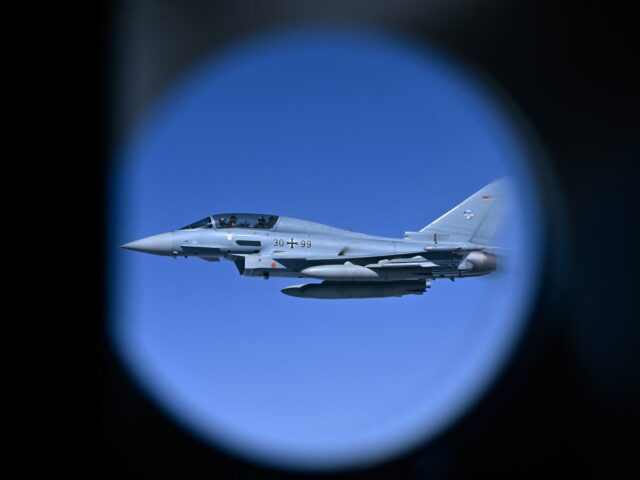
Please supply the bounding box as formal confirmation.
[122,180,506,299]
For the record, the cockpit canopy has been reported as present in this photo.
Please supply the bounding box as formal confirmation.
[180,217,213,230]
[214,213,279,229]
[180,213,279,230]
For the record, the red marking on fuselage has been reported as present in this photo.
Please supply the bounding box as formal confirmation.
[271,263,276,268]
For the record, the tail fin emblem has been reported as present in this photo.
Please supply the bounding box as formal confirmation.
[463,209,475,220]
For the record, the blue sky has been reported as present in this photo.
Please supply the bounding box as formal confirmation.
[111,30,542,470]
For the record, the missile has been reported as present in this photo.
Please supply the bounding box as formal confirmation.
[281,280,430,299]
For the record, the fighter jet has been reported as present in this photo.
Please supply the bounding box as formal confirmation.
[122,179,506,299]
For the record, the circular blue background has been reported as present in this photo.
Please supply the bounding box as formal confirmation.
[111,30,542,470]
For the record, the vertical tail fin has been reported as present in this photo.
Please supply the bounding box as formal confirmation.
[419,179,508,245]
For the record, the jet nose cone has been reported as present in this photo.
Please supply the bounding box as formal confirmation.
[121,232,174,256]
